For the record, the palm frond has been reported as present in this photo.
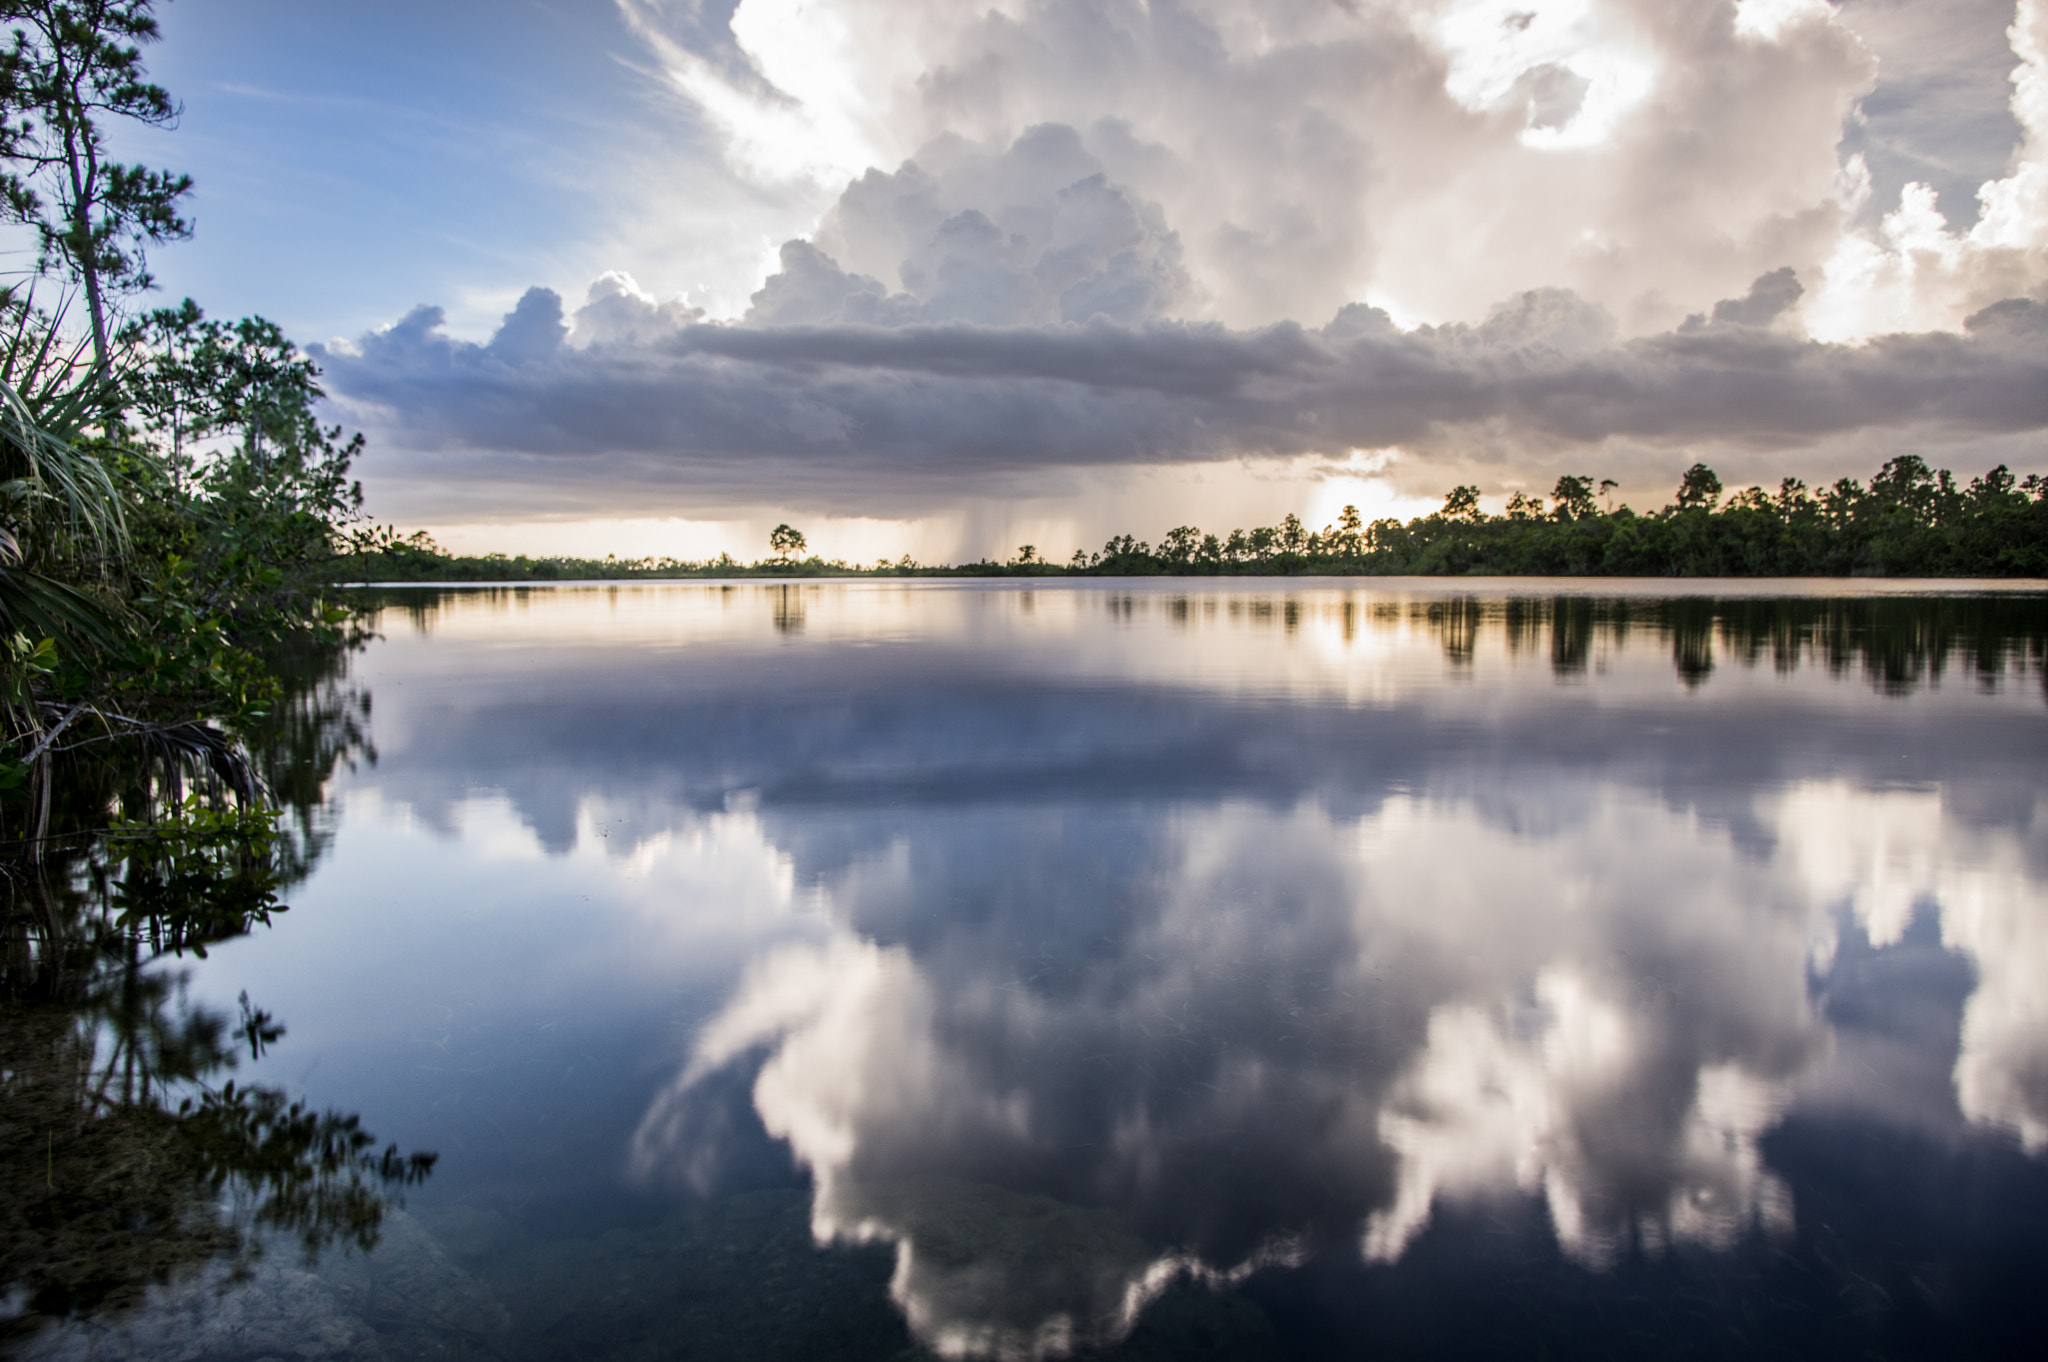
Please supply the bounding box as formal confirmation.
[0,565,129,655]
[0,287,127,554]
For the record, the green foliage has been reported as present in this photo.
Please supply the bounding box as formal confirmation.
[33,299,369,723]
[0,292,123,552]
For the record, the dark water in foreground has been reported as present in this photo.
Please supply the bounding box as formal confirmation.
[14,579,2048,1361]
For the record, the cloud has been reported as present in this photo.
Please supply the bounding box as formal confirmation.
[620,0,1891,333]
[319,268,2047,518]
[779,123,1193,327]
[612,0,2027,338]
[571,270,708,345]
[1777,781,2048,1152]
[322,2,2048,526]
[1805,0,2048,338]
[1700,265,1806,328]
[485,286,568,363]
[1834,0,2030,230]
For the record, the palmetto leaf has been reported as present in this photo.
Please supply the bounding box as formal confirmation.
[0,565,127,655]
[0,287,128,554]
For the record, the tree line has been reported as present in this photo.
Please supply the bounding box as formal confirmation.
[1063,458,2046,578]
[358,457,2048,582]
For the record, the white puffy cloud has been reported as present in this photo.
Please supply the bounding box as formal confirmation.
[571,270,708,345]
[1834,0,2029,230]
[620,0,1932,334]
[628,772,2043,1355]
[769,124,1194,327]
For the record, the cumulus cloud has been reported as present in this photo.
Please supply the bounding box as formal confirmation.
[622,0,1901,333]
[326,1,2048,527]
[573,270,709,345]
[771,123,1194,327]
[1778,781,2048,1151]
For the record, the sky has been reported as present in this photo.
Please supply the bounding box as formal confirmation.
[98,0,2048,561]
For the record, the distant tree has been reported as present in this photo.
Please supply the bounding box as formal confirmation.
[1599,478,1619,513]
[1159,525,1200,564]
[0,0,194,369]
[1442,485,1482,521]
[1505,490,1544,520]
[1098,534,1148,565]
[1551,475,1598,520]
[1674,463,1723,511]
[768,523,805,560]
[1278,513,1307,553]
[1329,504,1364,557]
[1869,454,1941,521]
[1014,544,1037,564]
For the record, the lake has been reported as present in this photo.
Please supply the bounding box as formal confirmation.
[13,579,2048,1361]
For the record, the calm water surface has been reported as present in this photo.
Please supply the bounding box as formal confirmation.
[23,580,2048,1360]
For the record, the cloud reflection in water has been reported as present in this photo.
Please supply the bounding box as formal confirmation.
[349,583,2046,1359]
[630,781,2043,1356]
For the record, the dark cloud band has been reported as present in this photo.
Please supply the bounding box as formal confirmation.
[317,282,2048,514]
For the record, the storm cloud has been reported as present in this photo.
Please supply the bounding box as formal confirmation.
[320,273,2047,516]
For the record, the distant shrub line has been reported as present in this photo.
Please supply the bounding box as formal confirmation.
[346,456,2048,582]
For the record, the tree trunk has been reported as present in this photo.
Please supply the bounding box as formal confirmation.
[53,43,110,372]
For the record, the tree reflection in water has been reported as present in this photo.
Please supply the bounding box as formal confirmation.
[0,639,431,1348]
[1401,591,2048,694]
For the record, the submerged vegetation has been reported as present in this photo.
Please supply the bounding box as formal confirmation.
[354,457,2048,582]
